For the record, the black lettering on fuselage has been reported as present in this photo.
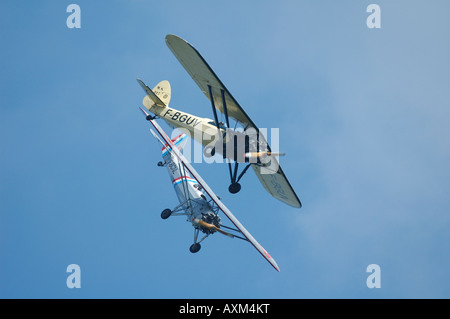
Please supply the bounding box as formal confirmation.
[172,112,181,121]
[179,114,187,123]
[163,108,172,117]
[162,108,203,128]
[185,117,195,125]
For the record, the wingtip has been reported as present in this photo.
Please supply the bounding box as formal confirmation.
[289,199,302,209]
[165,34,177,44]
[165,34,180,41]
[139,106,149,117]
[272,260,281,272]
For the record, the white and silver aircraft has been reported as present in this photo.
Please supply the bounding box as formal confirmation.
[140,107,280,271]
[137,34,302,208]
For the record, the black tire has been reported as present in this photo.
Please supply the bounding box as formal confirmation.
[161,209,172,219]
[189,243,201,253]
[228,183,241,194]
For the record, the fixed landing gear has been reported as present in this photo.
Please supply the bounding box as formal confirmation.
[203,146,215,158]
[189,243,201,253]
[228,182,241,194]
[161,209,172,219]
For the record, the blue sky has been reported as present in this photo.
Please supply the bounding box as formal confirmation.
[1,0,449,298]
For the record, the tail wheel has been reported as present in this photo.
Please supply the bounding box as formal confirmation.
[189,243,201,253]
[161,209,172,219]
[203,146,215,158]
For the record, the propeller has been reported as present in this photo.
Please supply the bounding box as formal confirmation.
[244,151,286,159]
[194,218,235,238]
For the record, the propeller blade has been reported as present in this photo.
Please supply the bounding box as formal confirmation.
[196,219,235,238]
[215,227,235,238]
[244,151,286,159]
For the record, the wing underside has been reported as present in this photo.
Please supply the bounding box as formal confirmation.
[165,34,255,128]
[251,164,302,208]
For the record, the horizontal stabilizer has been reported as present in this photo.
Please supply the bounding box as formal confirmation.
[137,79,170,108]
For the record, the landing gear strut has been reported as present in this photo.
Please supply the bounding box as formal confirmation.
[207,84,253,196]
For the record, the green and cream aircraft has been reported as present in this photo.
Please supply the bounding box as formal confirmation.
[137,34,302,208]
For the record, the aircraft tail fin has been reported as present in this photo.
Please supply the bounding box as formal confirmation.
[137,79,171,109]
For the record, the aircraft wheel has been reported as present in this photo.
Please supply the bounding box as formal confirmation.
[189,243,201,253]
[228,183,241,194]
[161,209,172,219]
[203,146,215,158]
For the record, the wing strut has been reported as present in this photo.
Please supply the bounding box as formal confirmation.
[236,163,252,184]
[221,89,231,129]
[207,85,248,194]
[207,85,222,138]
